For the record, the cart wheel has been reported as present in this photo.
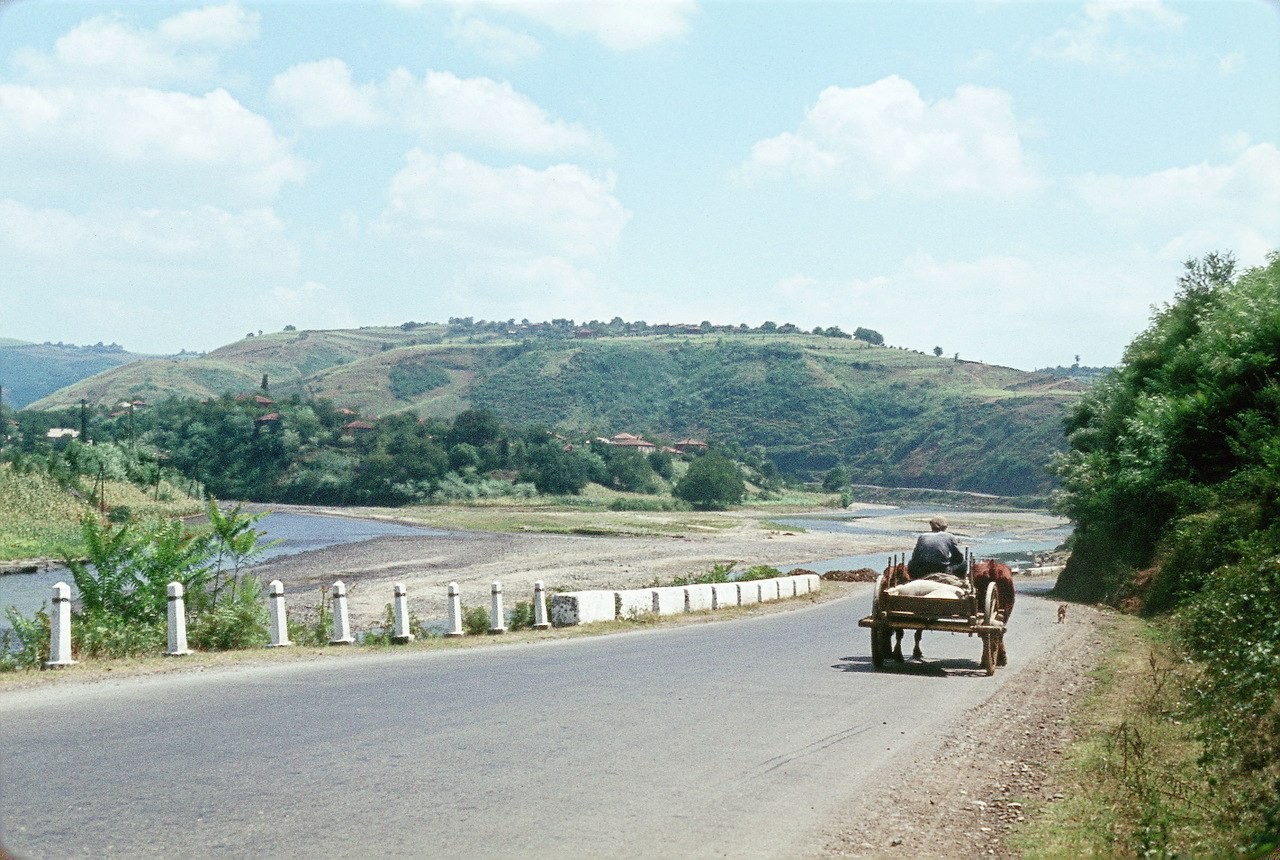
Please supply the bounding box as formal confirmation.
[983,582,1000,626]
[871,624,884,669]
[981,633,996,675]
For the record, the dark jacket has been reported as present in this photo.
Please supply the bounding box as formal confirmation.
[907,531,965,579]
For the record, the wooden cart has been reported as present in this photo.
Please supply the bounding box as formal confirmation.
[857,565,1006,675]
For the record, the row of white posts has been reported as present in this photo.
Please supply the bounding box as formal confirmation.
[42,578,554,669]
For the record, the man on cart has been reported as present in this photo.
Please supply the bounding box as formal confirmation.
[906,516,966,580]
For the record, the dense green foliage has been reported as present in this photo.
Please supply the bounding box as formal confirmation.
[674,453,745,510]
[1053,252,1280,604]
[52,500,272,660]
[469,339,1066,495]
[1051,251,1280,851]
[388,357,450,400]
[25,321,1077,497]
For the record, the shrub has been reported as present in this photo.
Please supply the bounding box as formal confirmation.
[0,607,50,671]
[74,612,166,659]
[1177,555,1280,851]
[608,497,691,512]
[187,577,269,650]
[508,600,534,631]
[462,604,490,635]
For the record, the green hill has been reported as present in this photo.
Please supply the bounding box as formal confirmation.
[0,340,154,409]
[28,325,1082,495]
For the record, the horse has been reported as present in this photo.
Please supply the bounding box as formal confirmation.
[881,563,925,661]
[971,559,1016,666]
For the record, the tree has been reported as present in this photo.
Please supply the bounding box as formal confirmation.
[933,346,943,357]
[446,408,502,449]
[853,327,884,345]
[822,465,850,491]
[519,443,592,495]
[673,452,745,510]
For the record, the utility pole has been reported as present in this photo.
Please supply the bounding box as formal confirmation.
[79,398,88,444]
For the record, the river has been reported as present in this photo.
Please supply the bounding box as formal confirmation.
[0,512,448,632]
[772,506,1071,573]
[0,505,1069,634]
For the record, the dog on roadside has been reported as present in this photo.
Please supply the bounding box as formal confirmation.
[1057,604,1068,624]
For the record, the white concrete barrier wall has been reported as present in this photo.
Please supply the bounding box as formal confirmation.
[711,582,739,610]
[804,574,821,593]
[652,586,687,616]
[550,591,616,626]
[684,584,714,612]
[616,589,655,619]
[554,575,818,625]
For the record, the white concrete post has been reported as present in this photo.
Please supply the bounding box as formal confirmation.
[165,582,194,656]
[45,581,76,668]
[392,582,414,644]
[532,580,551,630]
[445,582,463,637]
[267,579,291,647]
[330,581,355,645]
[489,581,507,634]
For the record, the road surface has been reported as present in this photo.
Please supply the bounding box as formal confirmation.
[0,583,1070,857]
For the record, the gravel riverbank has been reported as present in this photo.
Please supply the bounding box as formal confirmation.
[249,503,1068,627]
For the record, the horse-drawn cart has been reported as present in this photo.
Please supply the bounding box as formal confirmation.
[857,558,1007,675]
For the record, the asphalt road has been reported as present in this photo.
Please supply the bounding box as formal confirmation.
[0,583,1068,858]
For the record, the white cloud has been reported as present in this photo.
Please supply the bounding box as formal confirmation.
[0,200,298,277]
[11,3,259,85]
[768,251,1177,369]
[269,60,608,156]
[450,16,544,64]
[1034,0,1185,71]
[157,3,260,47]
[267,59,381,126]
[444,256,606,320]
[1075,143,1280,265]
[0,200,305,351]
[0,84,307,204]
[377,150,630,258]
[1083,1,1185,30]
[425,0,695,51]
[737,75,1039,196]
[255,281,359,333]
[1218,51,1245,76]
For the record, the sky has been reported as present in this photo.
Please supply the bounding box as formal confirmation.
[0,0,1276,371]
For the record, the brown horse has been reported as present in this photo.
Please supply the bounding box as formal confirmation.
[971,559,1016,666]
[882,563,925,661]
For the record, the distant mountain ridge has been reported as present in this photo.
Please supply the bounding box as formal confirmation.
[25,324,1083,496]
[0,340,162,409]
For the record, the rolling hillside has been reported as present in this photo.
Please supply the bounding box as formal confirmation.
[0,340,155,409]
[28,325,1083,495]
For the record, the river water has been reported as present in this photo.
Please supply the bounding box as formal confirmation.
[0,513,448,632]
[0,506,1069,633]
[771,506,1071,574]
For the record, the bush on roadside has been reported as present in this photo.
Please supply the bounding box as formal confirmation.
[462,604,490,635]
[508,600,534,631]
[0,607,50,672]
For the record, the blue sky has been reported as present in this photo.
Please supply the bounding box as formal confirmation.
[1,0,1276,370]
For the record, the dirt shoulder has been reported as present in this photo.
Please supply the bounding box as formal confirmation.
[820,603,1109,857]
